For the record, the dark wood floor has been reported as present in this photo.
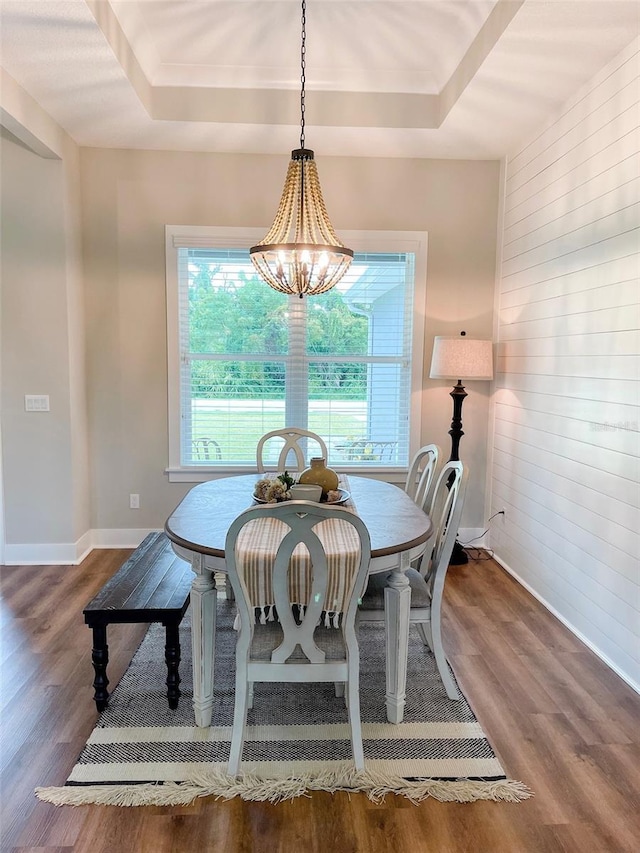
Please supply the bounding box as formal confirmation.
[1,549,638,852]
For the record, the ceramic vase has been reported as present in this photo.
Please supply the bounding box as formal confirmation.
[298,457,339,497]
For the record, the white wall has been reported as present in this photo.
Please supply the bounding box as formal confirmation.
[80,150,499,542]
[0,71,90,564]
[491,38,640,691]
[1,59,499,560]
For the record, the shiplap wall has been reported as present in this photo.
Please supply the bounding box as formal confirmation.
[491,38,639,691]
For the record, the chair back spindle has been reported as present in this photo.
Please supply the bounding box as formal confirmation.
[256,427,328,473]
[405,444,441,509]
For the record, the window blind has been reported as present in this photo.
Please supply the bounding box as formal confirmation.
[173,241,417,470]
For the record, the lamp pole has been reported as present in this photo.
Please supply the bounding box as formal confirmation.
[448,380,468,463]
[448,379,469,564]
[430,332,494,566]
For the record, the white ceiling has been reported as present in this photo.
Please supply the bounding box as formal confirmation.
[1,0,638,159]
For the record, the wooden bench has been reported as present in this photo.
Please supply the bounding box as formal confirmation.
[83,532,193,713]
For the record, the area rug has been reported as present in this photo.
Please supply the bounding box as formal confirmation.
[36,599,531,806]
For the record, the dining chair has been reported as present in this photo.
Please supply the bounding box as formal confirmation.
[403,443,441,575]
[404,443,441,509]
[192,437,222,461]
[225,500,372,776]
[358,460,468,700]
[233,425,325,605]
[338,439,399,463]
[256,427,328,473]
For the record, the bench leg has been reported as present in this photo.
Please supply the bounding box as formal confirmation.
[164,620,181,709]
[90,624,110,712]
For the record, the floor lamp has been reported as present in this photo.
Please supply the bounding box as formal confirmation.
[430,332,494,565]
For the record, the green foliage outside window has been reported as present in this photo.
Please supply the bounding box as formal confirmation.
[187,263,368,401]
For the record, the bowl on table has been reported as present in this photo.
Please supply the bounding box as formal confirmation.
[289,484,323,502]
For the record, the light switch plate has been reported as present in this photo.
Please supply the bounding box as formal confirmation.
[25,395,50,412]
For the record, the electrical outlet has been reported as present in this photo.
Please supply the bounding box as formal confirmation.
[129,493,140,509]
[25,394,50,411]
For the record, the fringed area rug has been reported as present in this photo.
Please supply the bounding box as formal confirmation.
[36,599,531,806]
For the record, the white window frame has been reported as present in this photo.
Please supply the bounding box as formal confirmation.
[165,225,427,483]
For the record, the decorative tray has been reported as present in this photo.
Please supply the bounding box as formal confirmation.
[253,488,351,506]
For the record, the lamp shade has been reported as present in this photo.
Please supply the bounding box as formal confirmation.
[430,336,494,381]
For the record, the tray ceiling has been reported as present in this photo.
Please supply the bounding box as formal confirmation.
[0,0,638,158]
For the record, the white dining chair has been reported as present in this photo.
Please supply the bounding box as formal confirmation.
[404,443,441,509]
[403,443,441,575]
[225,500,372,776]
[256,427,328,473]
[359,460,468,700]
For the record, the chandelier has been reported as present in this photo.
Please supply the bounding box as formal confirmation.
[250,0,353,297]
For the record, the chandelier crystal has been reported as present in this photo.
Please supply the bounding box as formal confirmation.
[250,0,353,297]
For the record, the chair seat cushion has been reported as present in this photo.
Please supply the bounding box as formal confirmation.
[250,621,347,661]
[359,568,431,611]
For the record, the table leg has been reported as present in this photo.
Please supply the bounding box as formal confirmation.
[190,553,217,727]
[384,552,411,724]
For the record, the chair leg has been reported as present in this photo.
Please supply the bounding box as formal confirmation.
[415,620,433,652]
[228,672,250,776]
[334,681,345,698]
[431,610,461,701]
[346,673,364,771]
[248,681,254,709]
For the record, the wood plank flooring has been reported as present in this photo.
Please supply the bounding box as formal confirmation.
[1,550,638,852]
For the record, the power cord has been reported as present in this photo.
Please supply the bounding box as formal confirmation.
[463,546,494,561]
[458,510,505,562]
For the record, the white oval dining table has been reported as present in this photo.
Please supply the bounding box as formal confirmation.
[165,474,433,726]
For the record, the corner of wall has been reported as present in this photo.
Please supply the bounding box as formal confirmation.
[483,156,508,526]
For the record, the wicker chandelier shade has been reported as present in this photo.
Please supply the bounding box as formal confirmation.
[249,1,353,297]
[250,149,353,297]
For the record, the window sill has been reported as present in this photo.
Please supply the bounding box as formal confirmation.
[165,466,407,485]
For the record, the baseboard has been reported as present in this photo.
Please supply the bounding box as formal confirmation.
[91,528,162,549]
[3,529,93,566]
[3,525,490,567]
[2,528,160,566]
[493,552,640,696]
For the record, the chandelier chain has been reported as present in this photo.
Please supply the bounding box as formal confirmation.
[249,0,353,296]
[300,0,306,149]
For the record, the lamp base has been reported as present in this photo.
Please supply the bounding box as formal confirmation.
[449,540,468,565]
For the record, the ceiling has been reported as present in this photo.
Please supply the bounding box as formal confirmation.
[1,0,638,159]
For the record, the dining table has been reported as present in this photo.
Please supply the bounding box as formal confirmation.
[164,473,433,727]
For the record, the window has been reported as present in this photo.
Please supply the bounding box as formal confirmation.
[166,227,427,481]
